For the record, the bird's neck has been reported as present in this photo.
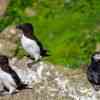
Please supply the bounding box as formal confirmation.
[22,32,33,40]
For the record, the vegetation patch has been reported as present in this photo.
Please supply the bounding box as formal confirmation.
[0,0,100,68]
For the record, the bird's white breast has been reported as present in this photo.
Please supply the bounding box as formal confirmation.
[0,69,16,87]
[20,34,40,55]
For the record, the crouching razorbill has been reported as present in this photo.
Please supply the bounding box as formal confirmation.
[0,55,27,95]
[87,52,100,91]
[16,23,49,62]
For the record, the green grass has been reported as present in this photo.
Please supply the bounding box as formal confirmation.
[0,0,100,68]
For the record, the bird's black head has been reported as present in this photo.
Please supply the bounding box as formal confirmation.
[16,23,34,39]
[0,55,11,72]
[0,55,9,66]
[91,52,100,64]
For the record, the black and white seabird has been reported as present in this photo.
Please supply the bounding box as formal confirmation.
[0,55,27,95]
[87,52,100,91]
[16,23,48,62]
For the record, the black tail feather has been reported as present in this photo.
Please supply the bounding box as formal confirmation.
[40,49,50,57]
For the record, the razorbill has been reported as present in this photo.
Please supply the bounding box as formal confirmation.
[0,55,27,95]
[16,23,48,62]
[87,52,100,91]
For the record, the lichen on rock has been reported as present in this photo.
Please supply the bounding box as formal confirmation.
[0,25,18,57]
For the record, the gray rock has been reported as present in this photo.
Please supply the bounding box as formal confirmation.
[0,25,18,57]
[0,25,18,43]
[0,39,17,57]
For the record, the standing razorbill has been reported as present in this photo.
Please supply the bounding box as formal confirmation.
[16,23,48,62]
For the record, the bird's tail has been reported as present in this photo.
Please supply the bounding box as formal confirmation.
[41,49,50,57]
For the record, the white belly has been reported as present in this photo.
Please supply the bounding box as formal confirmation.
[21,35,40,58]
[0,69,16,89]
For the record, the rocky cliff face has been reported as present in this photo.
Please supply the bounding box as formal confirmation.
[0,0,18,57]
[0,25,18,57]
[5,57,100,100]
